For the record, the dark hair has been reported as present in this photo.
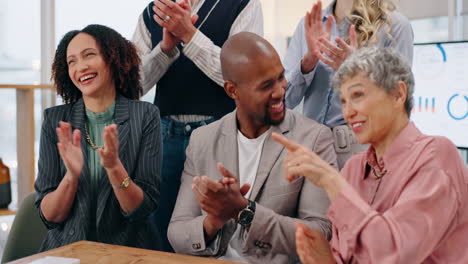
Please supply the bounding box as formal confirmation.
[52,24,141,104]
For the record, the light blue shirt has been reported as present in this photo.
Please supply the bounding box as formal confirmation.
[284,1,414,127]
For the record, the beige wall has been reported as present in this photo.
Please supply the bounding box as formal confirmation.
[260,0,333,57]
[397,0,449,19]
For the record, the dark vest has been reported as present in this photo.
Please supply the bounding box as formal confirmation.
[142,0,249,118]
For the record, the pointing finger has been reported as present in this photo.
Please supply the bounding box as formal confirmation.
[271,132,301,151]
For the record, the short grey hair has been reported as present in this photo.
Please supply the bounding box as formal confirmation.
[332,47,415,117]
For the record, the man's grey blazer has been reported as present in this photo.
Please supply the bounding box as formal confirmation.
[34,95,162,251]
[168,109,337,264]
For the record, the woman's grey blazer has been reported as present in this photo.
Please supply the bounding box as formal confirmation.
[34,95,162,251]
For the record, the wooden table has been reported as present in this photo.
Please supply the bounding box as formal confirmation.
[7,241,244,264]
[0,209,15,216]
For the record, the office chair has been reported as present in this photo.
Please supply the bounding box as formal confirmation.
[1,192,47,263]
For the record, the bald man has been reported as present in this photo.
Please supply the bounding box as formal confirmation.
[167,32,337,264]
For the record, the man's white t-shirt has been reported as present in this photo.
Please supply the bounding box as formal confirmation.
[220,127,272,263]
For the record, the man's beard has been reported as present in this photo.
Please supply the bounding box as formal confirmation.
[264,99,286,126]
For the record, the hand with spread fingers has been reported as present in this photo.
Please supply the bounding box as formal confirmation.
[272,132,346,201]
[98,124,121,170]
[56,121,83,179]
[316,24,358,71]
[153,0,199,45]
[296,222,336,264]
[302,0,334,74]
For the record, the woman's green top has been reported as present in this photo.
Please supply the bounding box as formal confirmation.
[85,102,115,240]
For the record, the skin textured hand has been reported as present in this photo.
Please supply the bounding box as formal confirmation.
[302,0,334,74]
[98,124,121,170]
[296,222,336,264]
[56,121,83,180]
[271,132,347,201]
[271,132,338,187]
[316,24,358,71]
[192,163,249,225]
[153,0,199,44]
[157,0,199,54]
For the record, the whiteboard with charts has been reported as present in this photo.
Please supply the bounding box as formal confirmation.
[411,41,468,148]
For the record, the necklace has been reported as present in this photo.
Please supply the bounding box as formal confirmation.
[369,166,387,205]
[84,124,103,150]
[371,167,387,179]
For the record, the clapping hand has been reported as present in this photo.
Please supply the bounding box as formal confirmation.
[98,124,121,170]
[316,24,358,71]
[302,0,334,74]
[56,121,83,180]
[296,222,336,264]
[153,0,199,52]
[192,163,250,229]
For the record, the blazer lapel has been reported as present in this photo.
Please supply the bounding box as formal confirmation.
[114,95,131,172]
[70,98,91,191]
[218,111,239,181]
[96,95,130,225]
[249,111,292,201]
[69,98,92,231]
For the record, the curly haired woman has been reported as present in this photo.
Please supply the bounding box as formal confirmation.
[35,24,162,251]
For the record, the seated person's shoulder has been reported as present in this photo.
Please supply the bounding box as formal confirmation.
[389,10,412,33]
[128,100,161,116]
[419,135,462,164]
[189,115,227,145]
[43,104,74,122]
[287,110,333,142]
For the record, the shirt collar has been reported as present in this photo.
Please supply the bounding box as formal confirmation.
[364,122,421,179]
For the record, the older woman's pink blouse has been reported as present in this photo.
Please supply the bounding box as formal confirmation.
[328,122,468,263]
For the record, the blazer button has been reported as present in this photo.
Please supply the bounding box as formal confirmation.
[192,243,201,250]
[256,248,267,257]
[68,228,75,236]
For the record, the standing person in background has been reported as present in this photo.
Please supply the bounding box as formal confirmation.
[284,0,413,169]
[132,0,263,252]
[35,24,162,251]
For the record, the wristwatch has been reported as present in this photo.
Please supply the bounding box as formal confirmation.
[112,176,130,189]
[237,200,256,227]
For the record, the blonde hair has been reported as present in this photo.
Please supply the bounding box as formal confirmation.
[348,0,396,47]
